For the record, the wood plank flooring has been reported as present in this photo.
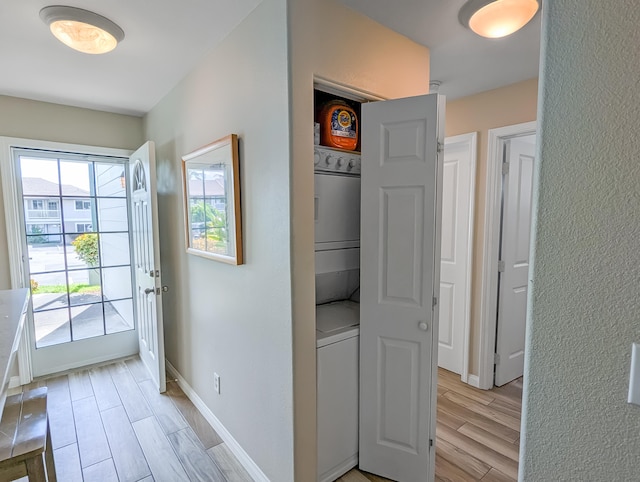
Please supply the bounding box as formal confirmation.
[343,368,522,482]
[19,357,249,482]
[20,361,520,481]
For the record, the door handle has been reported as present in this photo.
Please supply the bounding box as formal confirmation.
[418,321,429,332]
[144,288,155,295]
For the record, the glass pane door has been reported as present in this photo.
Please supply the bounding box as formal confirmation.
[16,150,138,376]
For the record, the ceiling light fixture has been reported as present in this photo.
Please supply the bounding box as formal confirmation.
[459,0,539,39]
[39,5,124,54]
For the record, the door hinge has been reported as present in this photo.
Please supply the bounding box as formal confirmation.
[429,438,434,448]
[432,296,438,309]
[498,260,505,272]
[502,161,510,175]
[437,142,444,153]
[494,353,501,365]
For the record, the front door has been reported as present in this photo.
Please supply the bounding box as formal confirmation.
[359,94,443,482]
[130,142,166,393]
[494,135,535,386]
[15,148,138,376]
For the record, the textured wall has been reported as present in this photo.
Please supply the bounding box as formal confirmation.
[445,79,538,376]
[521,1,640,479]
[288,0,430,478]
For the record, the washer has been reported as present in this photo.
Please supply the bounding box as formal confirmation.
[316,300,359,347]
[316,300,359,482]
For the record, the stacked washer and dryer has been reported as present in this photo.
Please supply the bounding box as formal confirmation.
[314,144,362,482]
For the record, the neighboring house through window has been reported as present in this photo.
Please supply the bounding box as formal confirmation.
[22,177,91,243]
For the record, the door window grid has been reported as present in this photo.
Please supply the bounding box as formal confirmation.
[19,154,134,348]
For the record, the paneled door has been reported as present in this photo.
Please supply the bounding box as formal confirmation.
[438,134,476,375]
[359,94,443,482]
[494,136,535,386]
[130,142,166,393]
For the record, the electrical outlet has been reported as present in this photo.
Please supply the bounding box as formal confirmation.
[214,372,220,394]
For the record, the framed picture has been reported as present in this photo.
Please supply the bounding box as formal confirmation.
[182,134,243,265]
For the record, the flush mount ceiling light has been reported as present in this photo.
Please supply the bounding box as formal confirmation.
[39,5,124,54]
[459,0,539,39]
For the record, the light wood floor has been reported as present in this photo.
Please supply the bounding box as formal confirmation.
[19,361,520,482]
[18,357,249,482]
[342,368,523,482]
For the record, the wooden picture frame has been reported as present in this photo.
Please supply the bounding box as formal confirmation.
[181,134,243,265]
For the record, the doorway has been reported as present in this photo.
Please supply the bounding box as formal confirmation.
[0,138,139,379]
[437,133,477,382]
[478,122,537,390]
[494,134,536,386]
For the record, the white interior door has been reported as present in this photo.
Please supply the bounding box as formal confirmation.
[438,134,476,375]
[359,94,443,482]
[130,142,166,393]
[494,136,535,387]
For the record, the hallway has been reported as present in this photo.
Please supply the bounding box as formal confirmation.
[21,358,249,481]
[19,361,521,481]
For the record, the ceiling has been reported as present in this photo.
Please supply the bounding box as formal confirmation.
[0,0,540,117]
[0,0,262,116]
[341,0,541,99]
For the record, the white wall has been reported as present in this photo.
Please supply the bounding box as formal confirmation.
[0,96,143,290]
[288,0,430,478]
[521,1,640,479]
[143,0,293,480]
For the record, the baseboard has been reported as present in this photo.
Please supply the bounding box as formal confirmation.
[8,375,20,389]
[467,374,481,388]
[320,454,358,482]
[165,360,269,482]
[35,347,138,377]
